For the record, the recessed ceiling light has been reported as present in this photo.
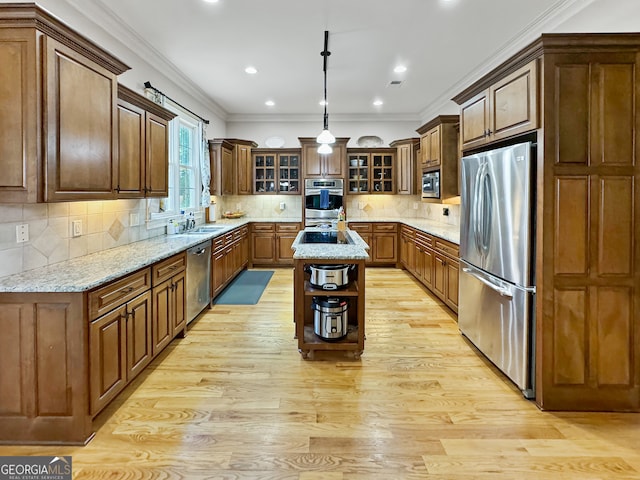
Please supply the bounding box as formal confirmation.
[373,99,384,106]
[203,0,220,3]
[265,100,275,107]
[394,65,407,73]
[245,66,257,74]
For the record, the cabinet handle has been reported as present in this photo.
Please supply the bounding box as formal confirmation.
[115,185,121,193]
[119,286,134,296]
[486,129,492,136]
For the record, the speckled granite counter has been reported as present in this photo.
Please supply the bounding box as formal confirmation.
[349,218,460,245]
[291,228,370,260]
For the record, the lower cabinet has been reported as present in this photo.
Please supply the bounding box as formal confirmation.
[250,222,301,266]
[89,290,152,416]
[212,225,249,299]
[151,253,187,355]
[348,222,397,265]
[400,225,459,313]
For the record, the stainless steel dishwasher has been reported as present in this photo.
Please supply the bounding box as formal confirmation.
[186,239,211,323]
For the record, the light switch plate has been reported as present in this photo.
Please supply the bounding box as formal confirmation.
[72,220,82,237]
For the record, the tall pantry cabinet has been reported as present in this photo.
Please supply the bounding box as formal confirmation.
[453,33,640,412]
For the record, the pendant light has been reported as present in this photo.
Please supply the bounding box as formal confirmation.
[317,30,335,152]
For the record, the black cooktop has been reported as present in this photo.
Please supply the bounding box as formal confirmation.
[301,231,351,244]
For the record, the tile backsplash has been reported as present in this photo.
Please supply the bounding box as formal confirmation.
[0,199,164,278]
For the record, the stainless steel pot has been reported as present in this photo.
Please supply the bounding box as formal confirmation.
[312,297,349,340]
[307,264,353,290]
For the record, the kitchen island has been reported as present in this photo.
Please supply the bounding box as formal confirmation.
[291,228,369,359]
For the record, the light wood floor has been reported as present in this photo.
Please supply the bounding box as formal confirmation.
[2,268,639,479]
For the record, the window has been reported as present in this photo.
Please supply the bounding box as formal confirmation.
[153,104,203,218]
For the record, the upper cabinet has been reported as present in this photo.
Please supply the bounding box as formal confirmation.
[116,85,176,198]
[208,139,258,196]
[456,60,538,151]
[416,116,460,202]
[0,3,130,203]
[389,138,419,195]
[253,148,301,194]
[299,137,349,179]
[346,148,396,194]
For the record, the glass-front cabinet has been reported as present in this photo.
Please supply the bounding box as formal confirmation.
[347,148,396,194]
[253,149,301,194]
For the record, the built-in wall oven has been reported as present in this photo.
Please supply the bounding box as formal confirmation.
[304,178,344,227]
[422,170,440,199]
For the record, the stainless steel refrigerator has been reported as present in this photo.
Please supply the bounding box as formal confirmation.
[458,141,536,398]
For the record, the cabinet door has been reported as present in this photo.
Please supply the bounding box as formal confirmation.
[44,36,117,201]
[460,90,490,150]
[420,134,431,169]
[221,146,234,195]
[116,100,145,197]
[152,279,173,355]
[433,252,447,300]
[303,143,323,177]
[421,246,434,289]
[428,127,441,167]
[212,248,226,297]
[396,144,414,195]
[171,270,186,336]
[276,233,297,264]
[240,230,250,268]
[372,233,397,263]
[0,29,38,203]
[325,145,344,177]
[236,144,253,194]
[445,258,459,314]
[145,112,169,197]
[90,307,126,415]
[489,60,538,142]
[251,233,276,264]
[126,291,152,379]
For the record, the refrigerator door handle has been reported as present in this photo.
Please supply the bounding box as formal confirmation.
[462,267,513,298]
[473,163,485,254]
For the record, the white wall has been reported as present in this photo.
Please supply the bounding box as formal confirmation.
[226,119,421,148]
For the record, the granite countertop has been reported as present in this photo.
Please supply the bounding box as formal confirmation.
[0,216,457,293]
[291,228,370,261]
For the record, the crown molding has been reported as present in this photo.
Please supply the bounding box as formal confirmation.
[60,0,229,121]
[418,0,597,122]
[226,113,421,123]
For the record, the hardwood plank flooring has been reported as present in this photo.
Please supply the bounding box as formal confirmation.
[1,268,639,479]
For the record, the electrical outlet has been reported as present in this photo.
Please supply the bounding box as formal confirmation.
[279,202,286,210]
[16,224,29,243]
[130,213,140,226]
[72,220,83,237]
[236,203,242,212]
[413,202,419,210]
[358,201,364,210]
[442,207,450,216]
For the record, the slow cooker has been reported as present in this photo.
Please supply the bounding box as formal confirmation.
[312,297,349,340]
[307,264,352,290]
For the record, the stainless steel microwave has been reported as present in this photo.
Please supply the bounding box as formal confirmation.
[422,171,440,199]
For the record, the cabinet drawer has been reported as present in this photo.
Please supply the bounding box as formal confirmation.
[213,236,225,252]
[276,222,301,232]
[435,239,459,258]
[252,222,275,232]
[373,223,397,233]
[415,231,433,248]
[401,226,415,238]
[152,252,186,286]
[348,222,372,232]
[89,268,151,320]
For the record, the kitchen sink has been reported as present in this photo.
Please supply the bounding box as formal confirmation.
[193,225,227,232]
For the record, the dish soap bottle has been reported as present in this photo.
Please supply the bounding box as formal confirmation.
[337,207,346,231]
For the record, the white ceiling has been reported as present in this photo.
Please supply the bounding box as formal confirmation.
[32,0,640,121]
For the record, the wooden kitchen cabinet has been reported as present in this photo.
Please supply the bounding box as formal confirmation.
[89,290,152,416]
[348,222,396,265]
[347,149,396,194]
[211,225,249,299]
[253,148,301,194]
[457,59,538,151]
[452,34,640,411]
[208,139,257,195]
[300,137,349,179]
[116,85,176,198]
[250,222,301,266]
[0,5,130,203]
[390,138,420,195]
[416,115,460,202]
[151,253,186,355]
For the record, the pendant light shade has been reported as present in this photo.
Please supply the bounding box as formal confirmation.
[318,143,333,155]
[317,31,334,151]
